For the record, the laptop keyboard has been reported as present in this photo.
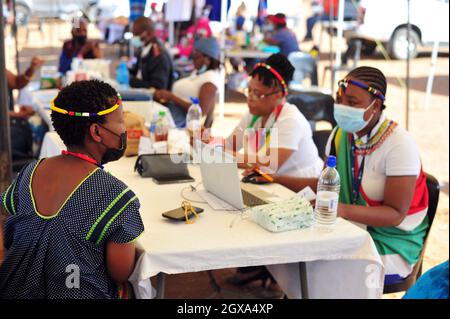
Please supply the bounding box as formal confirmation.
[241,189,268,207]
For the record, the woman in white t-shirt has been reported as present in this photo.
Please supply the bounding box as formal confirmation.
[224,53,323,178]
[248,66,429,284]
[154,37,221,127]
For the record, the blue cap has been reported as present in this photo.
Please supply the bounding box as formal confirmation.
[326,155,336,168]
[194,37,220,61]
[190,97,200,104]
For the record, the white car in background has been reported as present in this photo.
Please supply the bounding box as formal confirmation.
[345,0,449,59]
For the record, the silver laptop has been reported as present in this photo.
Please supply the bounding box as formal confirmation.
[198,143,273,210]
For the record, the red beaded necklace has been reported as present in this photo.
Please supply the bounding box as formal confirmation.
[62,150,104,169]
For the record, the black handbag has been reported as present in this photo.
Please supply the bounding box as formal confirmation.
[134,153,191,178]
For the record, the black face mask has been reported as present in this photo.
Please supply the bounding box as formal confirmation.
[74,35,87,45]
[97,125,127,165]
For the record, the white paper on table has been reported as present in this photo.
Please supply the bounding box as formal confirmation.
[296,186,316,202]
[197,188,238,211]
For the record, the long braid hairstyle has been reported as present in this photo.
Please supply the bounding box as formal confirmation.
[347,66,387,109]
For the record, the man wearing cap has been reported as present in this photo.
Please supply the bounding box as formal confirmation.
[264,13,300,57]
[129,16,174,91]
[154,37,221,128]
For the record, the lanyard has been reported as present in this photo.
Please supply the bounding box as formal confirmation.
[62,150,104,169]
[247,103,283,152]
[350,132,371,204]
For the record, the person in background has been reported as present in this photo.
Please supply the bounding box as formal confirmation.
[6,57,44,160]
[58,18,102,74]
[263,13,300,57]
[246,66,429,285]
[129,16,174,91]
[304,0,339,42]
[0,80,144,298]
[6,56,44,118]
[154,37,221,128]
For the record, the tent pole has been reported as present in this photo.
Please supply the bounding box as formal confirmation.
[0,2,13,190]
[406,0,411,130]
[425,40,439,111]
[218,0,228,120]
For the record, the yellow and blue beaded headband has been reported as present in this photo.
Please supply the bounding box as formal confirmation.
[50,93,123,117]
[338,79,385,102]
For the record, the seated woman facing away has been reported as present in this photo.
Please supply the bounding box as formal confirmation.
[0,80,144,299]
[246,66,429,283]
[154,37,221,128]
[224,53,323,178]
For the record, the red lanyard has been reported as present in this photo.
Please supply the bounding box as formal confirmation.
[62,150,104,169]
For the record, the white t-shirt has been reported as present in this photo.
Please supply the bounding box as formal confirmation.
[172,69,221,102]
[325,114,425,277]
[325,113,422,203]
[136,43,153,80]
[225,102,324,178]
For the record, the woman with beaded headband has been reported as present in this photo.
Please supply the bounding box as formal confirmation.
[224,54,324,289]
[0,80,144,299]
[248,66,429,286]
[224,53,323,178]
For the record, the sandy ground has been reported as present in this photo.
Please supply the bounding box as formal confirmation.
[3,12,448,299]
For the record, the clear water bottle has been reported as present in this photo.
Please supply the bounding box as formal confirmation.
[314,155,341,232]
[116,59,129,90]
[153,111,169,142]
[186,97,202,142]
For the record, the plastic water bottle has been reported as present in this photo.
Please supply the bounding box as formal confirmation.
[186,97,202,143]
[314,155,341,232]
[153,111,169,142]
[116,59,129,90]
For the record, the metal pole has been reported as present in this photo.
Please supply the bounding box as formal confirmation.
[0,2,14,191]
[12,0,20,74]
[406,0,411,130]
[334,0,345,67]
[299,262,309,299]
[425,40,439,111]
[218,0,228,120]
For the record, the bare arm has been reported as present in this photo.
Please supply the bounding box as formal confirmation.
[338,176,417,227]
[237,147,294,171]
[106,241,137,284]
[6,69,30,90]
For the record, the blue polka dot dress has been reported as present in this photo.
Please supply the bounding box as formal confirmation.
[0,159,145,299]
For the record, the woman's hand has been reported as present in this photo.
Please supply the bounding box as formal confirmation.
[30,56,44,71]
[242,164,276,183]
[154,89,173,104]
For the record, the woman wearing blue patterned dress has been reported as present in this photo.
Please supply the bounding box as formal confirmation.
[0,80,144,298]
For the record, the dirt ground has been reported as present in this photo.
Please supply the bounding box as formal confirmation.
[3,12,448,299]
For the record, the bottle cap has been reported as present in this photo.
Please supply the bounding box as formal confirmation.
[326,155,336,168]
[190,97,200,104]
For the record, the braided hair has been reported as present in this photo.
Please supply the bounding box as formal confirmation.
[250,53,294,95]
[51,80,119,147]
[346,66,387,109]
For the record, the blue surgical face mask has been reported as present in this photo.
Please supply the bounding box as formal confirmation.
[197,64,208,74]
[333,100,376,133]
[130,36,144,48]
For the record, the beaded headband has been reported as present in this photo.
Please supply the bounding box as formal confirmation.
[254,63,288,96]
[338,79,385,102]
[50,93,123,117]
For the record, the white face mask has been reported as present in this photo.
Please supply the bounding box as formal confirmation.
[333,100,376,133]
